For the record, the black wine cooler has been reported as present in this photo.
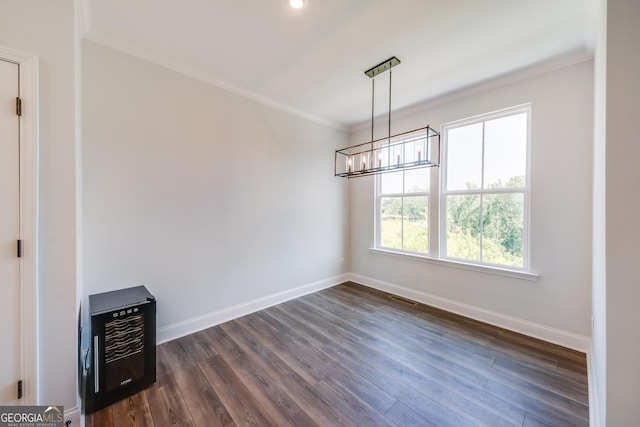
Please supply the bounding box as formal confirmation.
[84,285,156,414]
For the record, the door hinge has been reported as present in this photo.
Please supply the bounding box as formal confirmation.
[17,239,22,258]
[17,380,22,399]
[16,97,22,116]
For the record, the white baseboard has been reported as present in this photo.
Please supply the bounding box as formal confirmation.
[157,272,590,352]
[65,406,80,426]
[348,273,590,353]
[157,274,349,344]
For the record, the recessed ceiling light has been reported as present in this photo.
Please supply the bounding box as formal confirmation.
[289,0,305,9]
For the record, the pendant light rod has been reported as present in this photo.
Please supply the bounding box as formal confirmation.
[371,77,375,143]
[388,69,392,140]
[367,57,400,146]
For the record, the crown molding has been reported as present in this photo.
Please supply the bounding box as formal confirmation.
[83,31,346,131]
[349,48,594,133]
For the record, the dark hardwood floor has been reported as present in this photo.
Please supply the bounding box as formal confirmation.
[86,282,589,427]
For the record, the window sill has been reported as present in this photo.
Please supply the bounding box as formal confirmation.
[368,248,539,281]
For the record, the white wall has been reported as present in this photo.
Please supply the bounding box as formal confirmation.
[82,41,348,333]
[0,0,79,410]
[603,0,640,423]
[349,61,594,340]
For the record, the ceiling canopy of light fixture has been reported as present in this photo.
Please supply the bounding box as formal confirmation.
[335,57,440,179]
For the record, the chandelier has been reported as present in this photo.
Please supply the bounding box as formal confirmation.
[335,57,440,178]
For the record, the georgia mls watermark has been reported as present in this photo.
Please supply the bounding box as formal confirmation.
[0,406,64,427]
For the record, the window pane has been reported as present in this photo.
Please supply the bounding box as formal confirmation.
[403,196,428,253]
[380,197,402,249]
[482,193,524,267]
[405,168,429,193]
[446,123,482,190]
[446,194,481,261]
[380,171,403,194]
[484,113,527,189]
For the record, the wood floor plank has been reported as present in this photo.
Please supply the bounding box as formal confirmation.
[320,288,504,368]
[492,356,589,405]
[110,393,154,427]
[143,387,174,427]
[204,326,294,426]
[206,326,318,427]
[286,292,534,427]
[274,371,358,427]
[403,369,521,427]
[109,399,131,427]
[329,284,585,397]
[315,287,586,423]
[391,384,479,427]
[410,368,527,425]
[236,311,333,384]
[557,355,588,378]
[145,378,196,427]
[313,379,397,427]
[216,321,291,384]
[89,406,113,427]
[484,379,589,425]
[265,305,398,415]
[198,355,277,426]
[155,339,197,387]
[331,284,564,369]
[304,314,523,426]
[337,282,581,369]
[172,364,236,427]
[180,330,219,364]
[485,369,589,421]
[87,282,588,427]
[385,401,468,427]
[296,294,490,389]
[383,400,442,427]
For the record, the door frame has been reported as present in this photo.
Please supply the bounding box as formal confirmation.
[0,46,38,405]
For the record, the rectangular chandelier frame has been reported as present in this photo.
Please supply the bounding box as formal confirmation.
[335,56,440,179]
[334,125,440,178]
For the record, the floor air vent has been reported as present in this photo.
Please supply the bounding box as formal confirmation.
[388,294,418,306]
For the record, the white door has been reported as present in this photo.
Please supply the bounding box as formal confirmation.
[0,58,21,405]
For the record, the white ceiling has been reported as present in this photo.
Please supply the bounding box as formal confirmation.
[83,0,596,129]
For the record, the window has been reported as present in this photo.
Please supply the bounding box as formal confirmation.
[377,153,430,255]
[375,104,530,271]
[442,105,529,268]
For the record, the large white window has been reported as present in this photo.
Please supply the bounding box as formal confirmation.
[375,104,531,271]
[442,105,530,269]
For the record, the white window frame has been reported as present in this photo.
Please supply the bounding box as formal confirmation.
[375,172,430,256]
[440,104,531,271]
[373,104,534,278]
